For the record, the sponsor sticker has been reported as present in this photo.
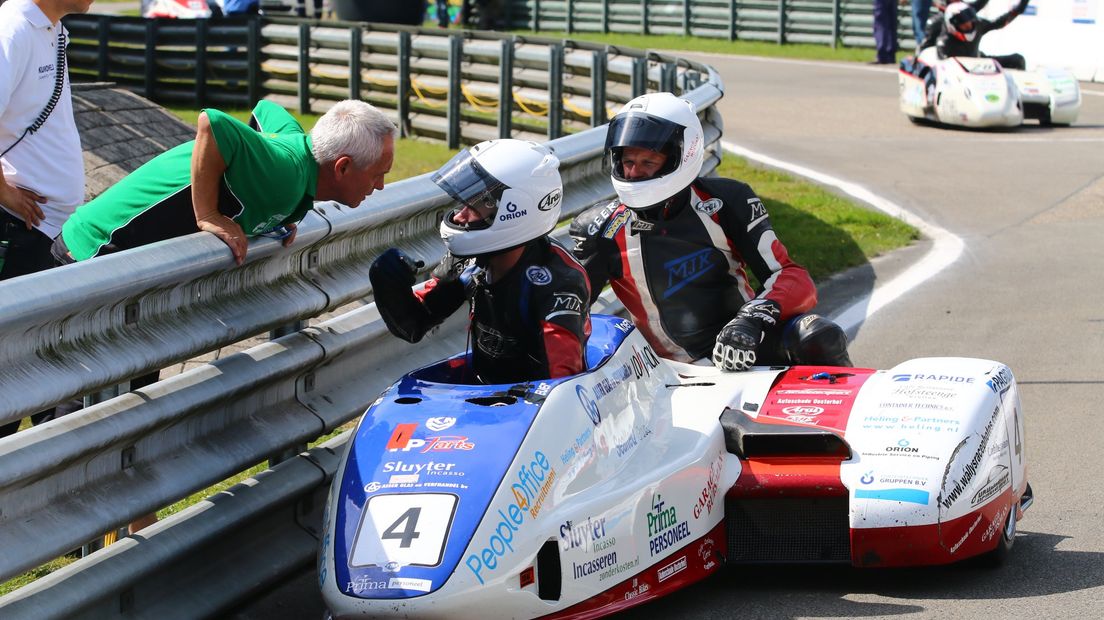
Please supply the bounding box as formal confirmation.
[647,494,691,557]
[465,451,556,584]
[657,555,687,582]
[388,577,432,592]
[694,197,722,216]
[577,385,602,426]
[425,417,456,432]
[538,188,562,211]
[526,266,552,285]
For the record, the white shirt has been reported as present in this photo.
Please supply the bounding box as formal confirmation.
[0,0,85,239]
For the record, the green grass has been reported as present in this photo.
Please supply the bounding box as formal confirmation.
[508,29,906,63]
[716,156,918,282]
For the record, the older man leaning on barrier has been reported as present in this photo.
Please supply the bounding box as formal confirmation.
[53,98,397,267]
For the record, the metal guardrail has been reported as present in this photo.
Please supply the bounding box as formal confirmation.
[0,44,723,617]
[503,0,922,48]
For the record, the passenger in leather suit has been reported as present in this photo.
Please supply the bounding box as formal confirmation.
[570,92,851,372]
[371,139,592,385]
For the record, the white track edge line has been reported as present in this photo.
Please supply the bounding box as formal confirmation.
[721,140,965,336]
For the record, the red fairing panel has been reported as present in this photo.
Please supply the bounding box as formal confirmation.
[755,367,876,432]
[852,489,1016,567]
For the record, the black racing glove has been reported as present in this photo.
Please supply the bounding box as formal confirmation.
[712,299,782,372]
[372,248,423,288]
[369,248,428,342]
[431,254,485,299]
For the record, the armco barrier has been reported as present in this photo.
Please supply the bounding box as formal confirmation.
[0,53,723,618]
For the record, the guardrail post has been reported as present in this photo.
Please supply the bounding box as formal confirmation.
[641,0,649,35]
[349,26,362,101]
[533,0,541,31]
[248,16,260,106]
[729,0,737,41]
[398,31,412,138]
[778,0,787,45]
[498,38,514,139]
[548,43,564,140]
[566,0,574,34]
[601,0,609,32]
[97,15,110,81]
[447,34,463,150]
[195,19,208,108]
[590,49,607,128]
[660,62,677,94]
[683,0,691,36]
[831,0,841,49]
[298,22,311,114]
[631,56,647,97]
[144,19,157,100]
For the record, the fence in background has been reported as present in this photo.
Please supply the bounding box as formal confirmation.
[502,0,921,48]
[0,26,724,616]
[63,14,710,148]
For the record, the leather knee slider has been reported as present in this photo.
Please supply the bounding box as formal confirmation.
[782,314,853,367]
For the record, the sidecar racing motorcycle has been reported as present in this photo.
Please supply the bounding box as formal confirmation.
[319,315,1030,618]
[899,47,1080,127]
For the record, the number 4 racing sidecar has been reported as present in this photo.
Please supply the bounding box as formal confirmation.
[319,315,1031,619]
[899,47,1080,127]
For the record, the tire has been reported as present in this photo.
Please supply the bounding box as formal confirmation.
[981,506,1017,567]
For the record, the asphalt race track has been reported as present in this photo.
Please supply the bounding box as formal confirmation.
[235,56,1104,619]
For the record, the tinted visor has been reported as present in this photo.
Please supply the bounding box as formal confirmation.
[432,149,509,231]
[605,111,684,181]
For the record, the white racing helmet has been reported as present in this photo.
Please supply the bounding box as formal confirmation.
[606,92,705,210]
[945,2,978,42]
[433,139,563,258]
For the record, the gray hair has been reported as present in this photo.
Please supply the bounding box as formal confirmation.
[310,100,398,168]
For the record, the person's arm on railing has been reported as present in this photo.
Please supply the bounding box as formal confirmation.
[191,111,248,264]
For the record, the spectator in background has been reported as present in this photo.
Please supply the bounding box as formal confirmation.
[463,0,501,30]
[910,0,931,46]
[436,0,450,27]
[54,99,396,267]
[0,0,95,437]
[871,0,898,64]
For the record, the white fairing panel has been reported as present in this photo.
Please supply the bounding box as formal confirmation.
[840,358,1025,529]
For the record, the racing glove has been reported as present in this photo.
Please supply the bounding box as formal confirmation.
[712,299,782,372]
[432,254,486,299]
[369,248,430,342]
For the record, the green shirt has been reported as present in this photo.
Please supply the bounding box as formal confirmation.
[62,100,319,261]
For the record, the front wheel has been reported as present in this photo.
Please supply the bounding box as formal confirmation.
[981,505,1017,566]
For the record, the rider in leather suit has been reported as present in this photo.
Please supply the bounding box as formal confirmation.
[371,139,592,385]
[570,92,851,372]
[920,0,1029,68]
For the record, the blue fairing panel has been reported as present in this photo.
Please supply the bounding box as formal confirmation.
[333,315,634,599]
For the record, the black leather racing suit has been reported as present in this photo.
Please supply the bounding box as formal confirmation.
[570,178,817,364]
[382,237,592,385]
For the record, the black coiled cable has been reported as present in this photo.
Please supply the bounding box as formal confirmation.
[0,27,67,159]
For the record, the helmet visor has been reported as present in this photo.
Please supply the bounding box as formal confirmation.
[605,111,684,181]
[432,149,509,231]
